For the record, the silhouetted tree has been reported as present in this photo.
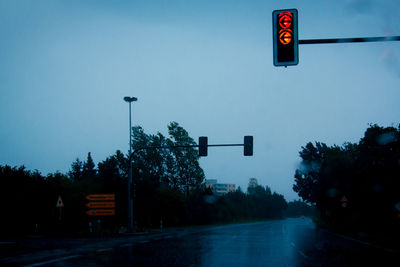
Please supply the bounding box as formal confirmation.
[167,122,205,193]
[82,152,96,178]
[293,124,400,234]
[69,158,83,180]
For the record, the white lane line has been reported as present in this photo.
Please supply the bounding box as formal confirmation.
[139,240,149,244]
[96,248,112,253]
[23,255,80,267]
[291,242,296,247]
[121,243,131,247]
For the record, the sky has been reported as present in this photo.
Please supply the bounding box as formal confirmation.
[0,0,399,201]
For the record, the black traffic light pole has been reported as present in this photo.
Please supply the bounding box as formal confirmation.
[299,36,400,45]
[128,142,250,161]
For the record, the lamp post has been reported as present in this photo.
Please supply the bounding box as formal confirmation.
[124,96,137,232]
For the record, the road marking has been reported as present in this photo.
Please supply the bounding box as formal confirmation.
[291,242,296,247]
[139,240,149,243]
[96,248,112,253]
[23,255,80,267]
[121,243,131,247]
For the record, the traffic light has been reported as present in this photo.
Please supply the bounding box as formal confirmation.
[244,136,253,156]
[198,136,208,157]
[272,9,298,67]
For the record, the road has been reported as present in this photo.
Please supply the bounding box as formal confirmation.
[1,218,397,266]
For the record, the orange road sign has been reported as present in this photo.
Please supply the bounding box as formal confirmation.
[86,209,115,216]
[86,202,115,208]
[56,195,64,207]
[86,194,115,201]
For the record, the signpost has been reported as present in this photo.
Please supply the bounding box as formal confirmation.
[56,195,64,220]
[85,194,115,216]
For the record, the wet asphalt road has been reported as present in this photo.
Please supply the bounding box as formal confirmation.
[1,218,398,266]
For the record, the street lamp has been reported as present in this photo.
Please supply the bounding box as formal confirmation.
[124,96,137,232]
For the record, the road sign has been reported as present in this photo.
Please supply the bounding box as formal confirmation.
[86,202,115,208]
[86,194,115,201]
[85,194,115,216]
[86,209,115,216]
[56,195,64,207]
[272,9,299,67]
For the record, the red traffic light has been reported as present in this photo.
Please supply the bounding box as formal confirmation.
[273,9,299,67]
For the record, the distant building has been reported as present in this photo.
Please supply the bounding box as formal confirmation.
[205,179,217,188]
[204,179,235,196]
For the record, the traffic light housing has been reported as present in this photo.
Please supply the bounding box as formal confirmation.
[198,136,208,157]
[244,136,253,156]
[273,9,298,67]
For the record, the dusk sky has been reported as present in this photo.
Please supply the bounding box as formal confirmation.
[1,0,399,201]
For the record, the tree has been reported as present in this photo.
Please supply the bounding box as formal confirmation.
[82,152,96,178]
[292,142,329,204]
[130,122,204,192]
[128,122,205,227]
[68,158,83,180]
[167,122,205,193]
[293,124,400,231]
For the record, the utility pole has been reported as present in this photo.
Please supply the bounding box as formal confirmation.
[124,96,137,232]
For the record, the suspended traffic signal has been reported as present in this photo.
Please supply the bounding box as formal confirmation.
[198,136,208,157]
[273,9,298,67]
[244,136,253,156]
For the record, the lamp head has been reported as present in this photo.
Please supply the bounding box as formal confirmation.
[124,96,138,102]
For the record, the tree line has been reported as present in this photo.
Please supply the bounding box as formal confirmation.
[293,124,400,237]
[0,122,301,235]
